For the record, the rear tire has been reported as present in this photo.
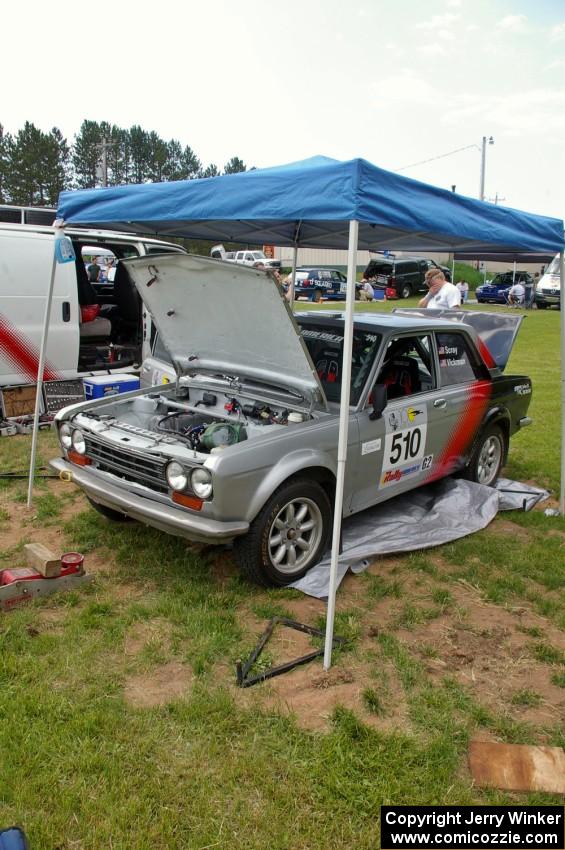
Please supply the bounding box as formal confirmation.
[400,284,412,299]
[464,424,506,487]
[87,497,132,522]
[233,479,332,587]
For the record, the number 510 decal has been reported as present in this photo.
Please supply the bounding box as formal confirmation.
[380,404,431,488]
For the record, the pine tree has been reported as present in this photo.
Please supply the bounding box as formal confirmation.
[223,156,246,174]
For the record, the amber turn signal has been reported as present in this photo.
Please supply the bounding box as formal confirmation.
[172,492,203,511]
[67,450,92,466]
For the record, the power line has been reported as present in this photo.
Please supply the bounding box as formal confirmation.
[395,143,481,173]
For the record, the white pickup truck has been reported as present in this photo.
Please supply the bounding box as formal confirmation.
[210,244,280,269]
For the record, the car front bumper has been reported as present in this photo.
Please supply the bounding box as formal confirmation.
[50,457,249,544]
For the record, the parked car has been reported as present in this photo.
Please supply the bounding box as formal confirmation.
[476,271,533,304]
[535,255,561,310]
[210,244,280,269]
[52,254,532,587]
[292,267,347,301]
[363,256,451,299]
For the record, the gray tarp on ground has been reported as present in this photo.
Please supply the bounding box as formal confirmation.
[291,478,549,599]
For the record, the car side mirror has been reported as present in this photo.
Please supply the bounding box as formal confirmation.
[369,383,388,420]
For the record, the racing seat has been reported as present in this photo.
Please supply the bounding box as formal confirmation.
[379,356,421,399]
[315,350,340,385]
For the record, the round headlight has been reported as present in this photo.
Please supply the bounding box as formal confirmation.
[166,461,188,492]
[59,422,72,449]
[71,429,86,455]
[191,467,213,500]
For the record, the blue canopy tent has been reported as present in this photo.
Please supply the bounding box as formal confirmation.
[54,155,565,667]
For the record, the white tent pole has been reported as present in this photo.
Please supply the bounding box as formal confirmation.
[323,219,358,670]
[559,251,565,516]
[27,246,58,508]
[290,243,298,309]
[513,260,516,284]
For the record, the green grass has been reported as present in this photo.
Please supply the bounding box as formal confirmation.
[0,301,563,847]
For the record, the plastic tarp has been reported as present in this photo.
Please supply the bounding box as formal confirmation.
[291,478,548,599]
[57,156,565,256]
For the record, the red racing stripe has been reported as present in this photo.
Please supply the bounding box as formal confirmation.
[0,313,61,382]
[476,337,496,369]
[426,380,492,482]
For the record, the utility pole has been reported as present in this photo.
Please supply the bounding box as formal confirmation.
[479,136,494,201]
[488,192,506,205]
[95,137,116,187]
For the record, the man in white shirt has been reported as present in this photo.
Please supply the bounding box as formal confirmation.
[418,270,461,309]
[506,282,525,306]
[359,279,374,302]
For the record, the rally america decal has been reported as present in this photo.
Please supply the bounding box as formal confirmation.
[379,403,432,489]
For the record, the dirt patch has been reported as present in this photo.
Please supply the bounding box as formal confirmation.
[124,661,193,708]
[124,618,173,656]
[487,519,532,543]
[400,584,565,731]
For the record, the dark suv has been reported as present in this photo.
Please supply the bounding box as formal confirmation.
[363,256,451,299]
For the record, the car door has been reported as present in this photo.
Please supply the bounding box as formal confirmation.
[423,330,493,482]
[350,332,447,512]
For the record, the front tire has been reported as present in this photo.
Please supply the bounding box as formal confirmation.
[233,479,332,586]
[87,497,132,522]
[464,424,506,486]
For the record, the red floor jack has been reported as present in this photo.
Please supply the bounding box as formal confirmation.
[0,549,93,611]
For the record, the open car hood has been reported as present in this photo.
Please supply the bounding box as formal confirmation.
[392,309,524,371]
[124,254,326,406]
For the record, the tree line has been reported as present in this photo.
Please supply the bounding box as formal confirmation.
[0,120,247,207]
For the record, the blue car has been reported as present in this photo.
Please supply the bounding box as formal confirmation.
[292,268,347,301]
[476,271,533,304]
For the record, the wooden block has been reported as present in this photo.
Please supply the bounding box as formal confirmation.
[469,740,565,794]
[24,543,61,578]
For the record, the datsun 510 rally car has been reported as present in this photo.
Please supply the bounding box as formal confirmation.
[51,255,533,586]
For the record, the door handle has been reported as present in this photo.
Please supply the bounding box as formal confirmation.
[62,301,71,322]
[433,398,447,409]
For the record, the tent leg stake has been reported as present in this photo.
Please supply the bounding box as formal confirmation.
[235,616,347,688]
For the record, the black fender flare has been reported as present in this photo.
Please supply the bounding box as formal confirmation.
[468,406,511,466]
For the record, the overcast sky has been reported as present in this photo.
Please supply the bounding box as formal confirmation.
[4,0,565,219]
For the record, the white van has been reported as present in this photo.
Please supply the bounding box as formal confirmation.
[0,223,185,389]
[534,254,561,310]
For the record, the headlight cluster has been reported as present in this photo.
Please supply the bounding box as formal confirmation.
[166,462,212,500]
[59,423,86,454]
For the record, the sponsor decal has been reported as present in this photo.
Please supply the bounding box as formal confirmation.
[380,403,428,488]
[514,383,531,396]
[362,437,381,455]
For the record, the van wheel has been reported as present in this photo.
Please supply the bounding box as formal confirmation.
[464,424,506,487]
[400,284,412,299]
[536,302,547,309]
[233,479,331,587]
[87,497,132,522]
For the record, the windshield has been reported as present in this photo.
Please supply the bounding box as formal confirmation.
[545,255,560,275]
[251,251,266,260]
[299,324,382,405]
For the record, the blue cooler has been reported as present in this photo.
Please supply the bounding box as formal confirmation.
[83,375,140,400]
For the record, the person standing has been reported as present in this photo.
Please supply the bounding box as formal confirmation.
[87,258,101,282]
[418,269,461,308]
[456,279,469,303]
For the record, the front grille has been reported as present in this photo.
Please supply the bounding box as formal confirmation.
[85,435,169,493]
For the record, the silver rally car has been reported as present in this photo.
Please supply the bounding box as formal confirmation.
[51,254,533,586]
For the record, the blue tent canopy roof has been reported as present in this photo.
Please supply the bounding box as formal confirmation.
[57,155,564,255]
